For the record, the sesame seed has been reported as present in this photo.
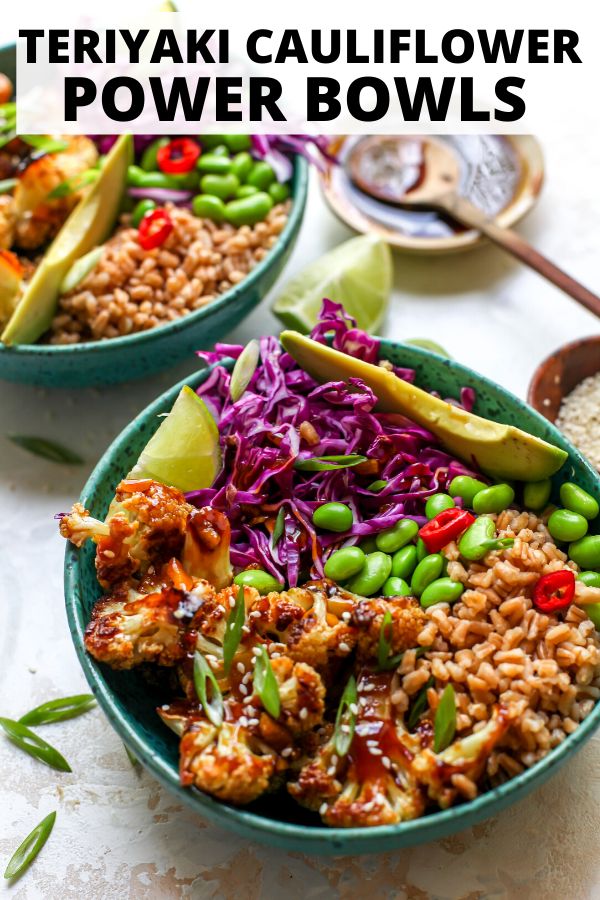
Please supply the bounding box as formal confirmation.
[319,802,328,816]
[239,716,248,727]
[327,765,336,776]
[243,696,254,706]
[242,672,252,684]
[249,610,261,618]
[161,704,170,710]
[103,549,115,559]
[349,703,359,715]
[299,707,308,720]
[242,625,250,634]
[341,611,351,622]
[229,595,236,608]
[382,756,391,769]
[239,683,248,695]
[330,754,338,766]
[236,662,246,674]
[369,747,382,756]
[366,739,378,747]
[173,609,185,619]
[217,604,226,614]
[340,724,350,734]
[281,747,292,758]
[339,642,351,654]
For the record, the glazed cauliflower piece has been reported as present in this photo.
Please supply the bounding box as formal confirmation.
[84,579,212,669]
[351,595,427,665]
[182,506,233,590]
[269,655,326,736]
[60,479,192,588]
[289,669,425,827]
[247,580,358,673]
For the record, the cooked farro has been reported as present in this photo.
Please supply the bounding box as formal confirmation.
[406,508,600,784]
[48,201,291,344]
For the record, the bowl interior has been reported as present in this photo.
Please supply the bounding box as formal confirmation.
[527,335,600,423]
[64,341,600,855]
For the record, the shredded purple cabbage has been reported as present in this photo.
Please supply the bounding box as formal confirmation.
[190,300,479,587]
[250,135,337,180]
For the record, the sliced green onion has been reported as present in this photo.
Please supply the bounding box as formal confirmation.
[377,619,429,672]
[271,507,285,547]
[253,645,281,719]
[3,811,56,881]
[230,339,260,402]
[193,652,223,728]
[222,586,246,674]
[407,677,434,731]
[7,435,83,465]
[0,178,16,194]
[333,675,358,756]
[20,135,69,154]
[294,454,367,472]
[0,717,71,772]
[433,684,456,753]
[19,694,96,727]
[48,168,99,199]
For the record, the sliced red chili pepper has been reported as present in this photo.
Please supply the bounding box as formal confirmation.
[419,507,475,553]
[138,208,173,250]
[156,138,200,174]
[533,569,575,614]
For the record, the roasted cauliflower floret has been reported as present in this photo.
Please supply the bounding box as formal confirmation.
[84,583,207,669]
[0,194,16,250]
[352,595,427,665]
[60,479,192,588]
[289,669,426,826]
[248,580,357,673]
[13,135,98,250]
[270,655,326,736]
[182,507,233,590]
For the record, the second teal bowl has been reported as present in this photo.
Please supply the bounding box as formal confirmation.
[0,154,308,388]
[64,341,600,854]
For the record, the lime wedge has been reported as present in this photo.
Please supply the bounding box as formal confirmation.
[230,339,260,402]
[129,386,221,492]
[272,235,392,334]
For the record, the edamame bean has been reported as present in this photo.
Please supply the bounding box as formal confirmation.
[200,134,229,149]
[313,502,354,533]
[416,537,428,562]
[347,552,392,596]
[192,194,226,222]
[391,545,418,580]
[523,479,552,511]
[224,134,252,152]
[235,184,259,199]
[375,518,419,553]
[196,154,232,175]
[247,161,276,190]
[425,493,455,519]
[268,181,291,203]
[140,137,169,171]
[200,173,240,200]
[569,535,600,569]
[233,569,283,594]
[382,577,411,598]
[411,553,444,597]
[586,604,600,630]
[128,166,198,191]
[560,482,599,521]
[472,483,515,515]
[448,475,487,507]
[578,571,600,588]
[548,509,588,543]
[211,144,230,157]
[324,546,366,582]
[131,198,156,228]
[224,192,273,226]
[367,480,387,493]
[230,152,254,181]
[420,577,464,608]
[458,516,514,561]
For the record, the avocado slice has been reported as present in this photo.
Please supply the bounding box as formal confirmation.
[280,331,567,481]
[1,134,133,346]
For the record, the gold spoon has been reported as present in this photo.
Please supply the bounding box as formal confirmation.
[349,136,600,319]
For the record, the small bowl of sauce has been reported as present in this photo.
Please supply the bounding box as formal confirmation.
[320,134,544,254]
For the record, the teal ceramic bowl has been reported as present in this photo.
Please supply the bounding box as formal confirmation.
[64,342,600,855]
[0,44,308,388]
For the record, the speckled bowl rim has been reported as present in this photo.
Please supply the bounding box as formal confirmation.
[0,157,308,361]
[64,342,600,855]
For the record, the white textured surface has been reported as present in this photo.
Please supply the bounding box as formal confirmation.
[3,11,600,892]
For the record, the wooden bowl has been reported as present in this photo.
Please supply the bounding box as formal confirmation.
[527,335,600,423]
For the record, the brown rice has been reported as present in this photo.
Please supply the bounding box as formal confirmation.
[48,200,291,344]
[397,508,600,787]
